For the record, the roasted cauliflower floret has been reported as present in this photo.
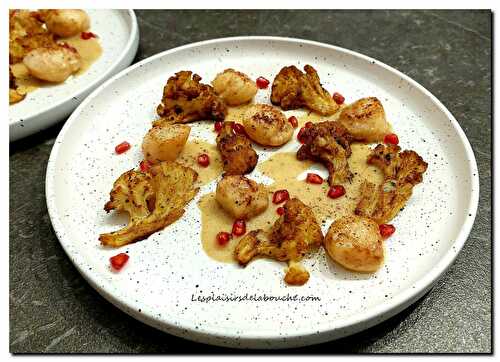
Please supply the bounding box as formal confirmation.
[142,123,190,163]
[216,122,258,175]
[211,68,257,106]
[242,104,293,146]
[215,175,268,220]
[155,71,227,125]
[297,121,353,185]
[99,162,199,247]
[234,198,323,285]
[270,64,339,115]
[337,97,392,143]
[355,144,428,224]
[23,45,82,82]
[324,215,384,273]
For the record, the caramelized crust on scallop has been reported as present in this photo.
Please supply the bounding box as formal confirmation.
[37,9,90,38]
[324,215,384,272]
[337,97,392,143]
[242,104,293,146]
[270,64,339,115]
[216,122,258,175]
[156,70,227,125]
[355,144,428,224]
[297,121,353,185]
[215,175,268,220]
[211,68,257,106]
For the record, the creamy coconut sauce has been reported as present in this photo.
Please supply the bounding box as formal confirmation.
[198,145,383,263]
[197,104,384,263]
[10,35,102,97]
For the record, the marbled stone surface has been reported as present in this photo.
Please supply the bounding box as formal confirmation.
[9,10,491,353]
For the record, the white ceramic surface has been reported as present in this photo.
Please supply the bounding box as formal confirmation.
[9,9,139,142]
[45,37,479,349]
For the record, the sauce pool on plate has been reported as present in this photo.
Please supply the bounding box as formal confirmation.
[10,35,102,96]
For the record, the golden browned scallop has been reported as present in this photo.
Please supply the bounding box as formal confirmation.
[215,175,268,220]
[324,215,384,273]
[23,46,81,82]
[242,104,293,146]
[142,124,190,163]
[38,9,90,37]
[211,68,258,106]
[337,97,392,143]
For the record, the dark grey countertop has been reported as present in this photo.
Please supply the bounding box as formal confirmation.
[9,10,491,353]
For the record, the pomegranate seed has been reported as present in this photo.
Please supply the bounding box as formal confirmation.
[306,173,323,184]
[232,123,246,135]
[232,219,246,236]
[197,153,210,167]
[216,231,232,246]
[297,127,307,143]
[332,92,345,104]
[276,207,285,216]
[272,189,290,204]
[81,31,97,40]
[214,121,223,133]
[115,141,131,154]
[305,121,313,128]
[384,133,399,145]
[110,253,129,271]
[379,224,396,238]
[288,116,298,128]
[327,185,346,199]
[139,160,152,172]
[256,76,270,89]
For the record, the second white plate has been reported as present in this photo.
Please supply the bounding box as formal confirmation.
[9,9,139,142]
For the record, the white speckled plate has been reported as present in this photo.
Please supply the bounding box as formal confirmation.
[45,37,479,349]
[9,9,139,142]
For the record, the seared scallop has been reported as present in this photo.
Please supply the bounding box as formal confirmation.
[211,68,258,106]
[242,104,293,146]
[215,175,268,220]
[23,46,81,82]
[324,215,384,272]
[39,9,90,37]
[142,124,190,163]
[337,97,392,143]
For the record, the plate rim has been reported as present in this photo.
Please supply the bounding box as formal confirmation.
[45,36,480,348]
[9,9,140,141]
